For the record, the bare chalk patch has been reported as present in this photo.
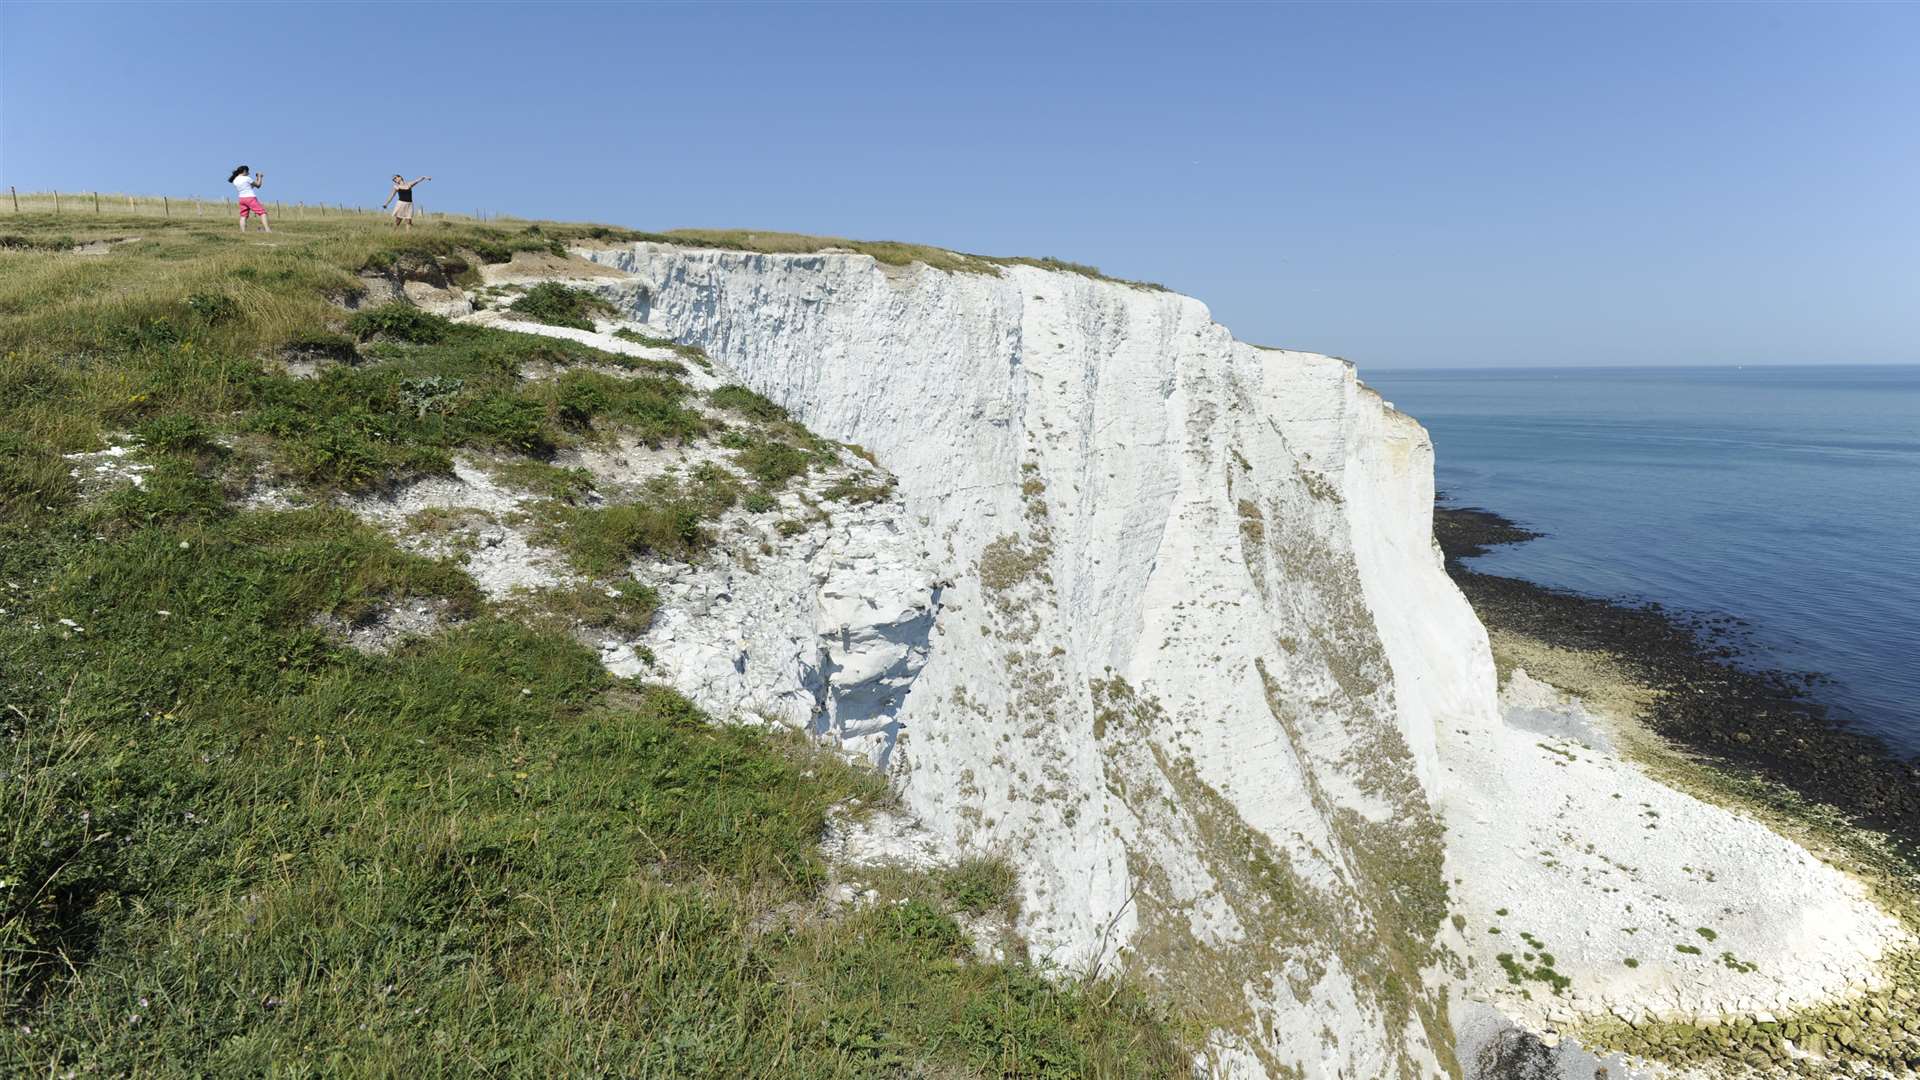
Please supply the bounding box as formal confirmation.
[1442,669,1908,1038]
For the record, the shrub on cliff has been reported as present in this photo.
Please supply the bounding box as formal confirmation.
[507,281,616,331]
[346,302,452,343]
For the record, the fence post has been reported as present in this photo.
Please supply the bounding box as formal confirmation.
[164,197,170,218]
[93,191,99,213]
[8,186,15,212]
[54,191,60,215]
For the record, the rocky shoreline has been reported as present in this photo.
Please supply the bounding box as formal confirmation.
[1434,503,1920,868]
[1437,503,1920,1076]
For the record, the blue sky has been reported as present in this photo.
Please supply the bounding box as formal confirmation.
[4,1,1916,368]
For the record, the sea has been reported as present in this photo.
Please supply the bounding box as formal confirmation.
[1362,364,1920,757]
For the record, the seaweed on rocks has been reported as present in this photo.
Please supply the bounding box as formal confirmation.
[1432,503,1542,564]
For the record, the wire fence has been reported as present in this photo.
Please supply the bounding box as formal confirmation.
[3,188,504,224]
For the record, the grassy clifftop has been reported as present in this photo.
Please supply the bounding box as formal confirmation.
[0,213,1185,1075]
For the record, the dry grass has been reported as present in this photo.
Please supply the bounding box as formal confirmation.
[7,195,1166,287]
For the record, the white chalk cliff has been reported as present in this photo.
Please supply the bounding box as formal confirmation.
[537,243,1904,1078]
[564,244,1484,1077]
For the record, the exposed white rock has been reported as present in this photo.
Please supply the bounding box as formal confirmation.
[581,243,1495,1076]
[1445,669,1907,1029]
[65,442,152,495]
[344,457,576,602]
[463,309,726,391]
[313,598,455,655]
[621,494,941,763]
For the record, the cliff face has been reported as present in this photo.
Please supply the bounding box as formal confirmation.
[585,245,1503,1076]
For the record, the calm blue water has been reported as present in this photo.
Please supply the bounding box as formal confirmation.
[1363,365,1920,755]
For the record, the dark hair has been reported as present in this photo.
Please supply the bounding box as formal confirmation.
[228,165,249,182]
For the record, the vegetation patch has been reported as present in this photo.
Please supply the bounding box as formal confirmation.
[540,494,713,575]
[0,232,76,252]
[980,535,1051,594]
[709,384,787,421]
[823,474,897,505]
[937,857,1020,919]
[510,580,662,637]
[611,327,712,367]
[241,337,707,491]
[1496,952,1572,996]
[729,435,816,488]
[279,328,358,363]
[507,282,616,331]
[483,457,595,504]
[346,302,452,344]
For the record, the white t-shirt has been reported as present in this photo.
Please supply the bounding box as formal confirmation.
[233,174,257,199]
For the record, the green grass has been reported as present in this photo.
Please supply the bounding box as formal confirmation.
[1,232,77,252]
[938,856,1021,918]
[710,383,788,422]
[730,436,817,488]
[242,322,709,491]
[482,457,595,504]
[541,496,715,575]
[0,209,1189,1075]
[347,303,452,343]
[508,580,662,637]
[507,282,617,331]
[707,386,839,493]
